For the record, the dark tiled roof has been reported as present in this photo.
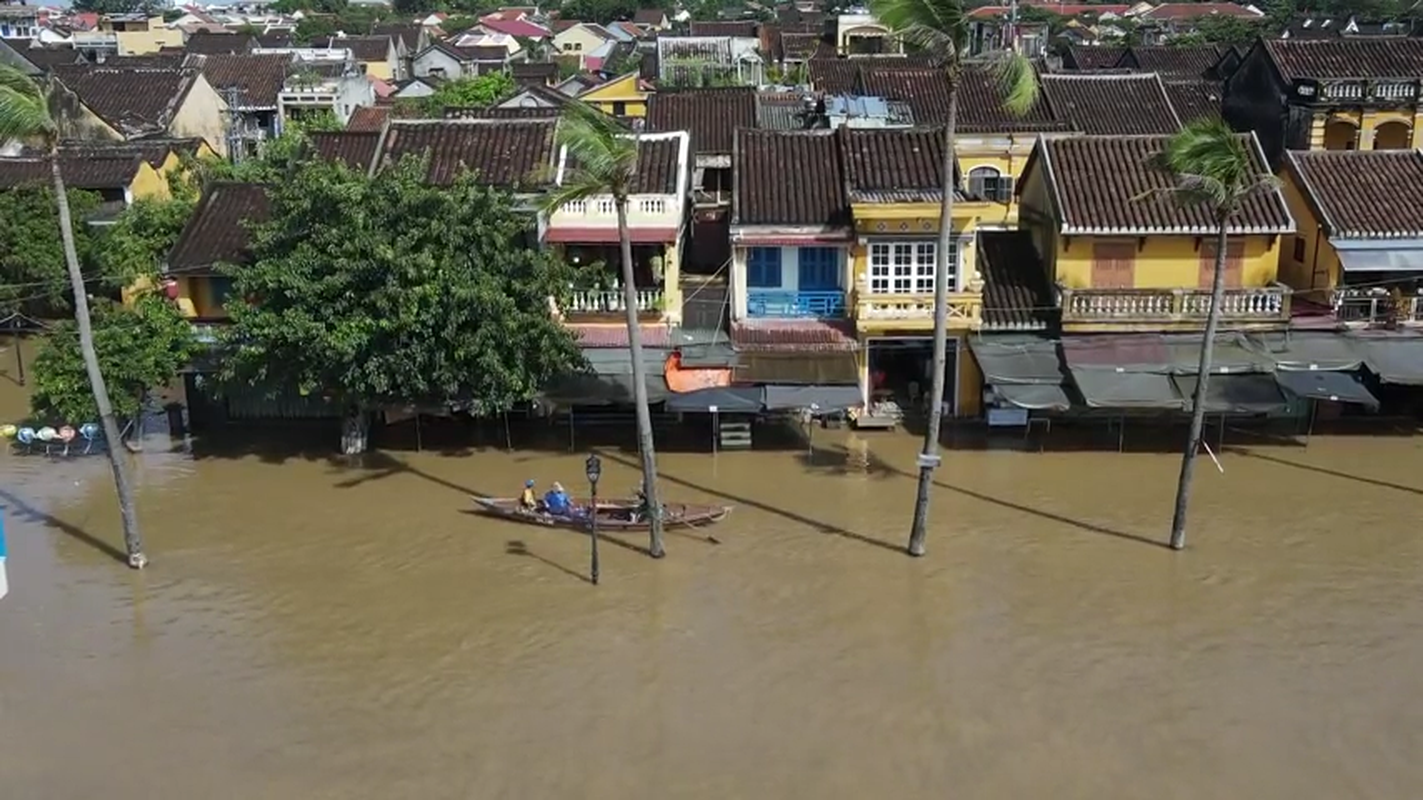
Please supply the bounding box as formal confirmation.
[633,9,668,25]
[978,231,1056,330]
[632,137,680,194]
[689,21,758,37]
[733,129,847,226]
[1117,45,1224,79]
[646,86,755,155]
[0,155,142,190]
[255,32,293,48]
[511,60,558,85]
[183,32,254,55]
[730,319,858,352]
[308,130,381,171]
[781,32,829,61]
[314,35,392,62]
[200,53,290,108]
[102,53,190,69]
[755,91,809,130]
[449,106,561,119]
[858,68,950,124]
[1286,150,1423,238]
[1064,44,1125,70]
[346,105,390,132]
[371,23,423,52]
[957,67,1069,133]
[52,65,199,137]
[167,182,271,273]
[1040,73,1180,134]
[56,138,201,169]
[1262,38,1423,80]
[10,45,84,70]
[808,54,935,94]
[1035,134,1293,234]
[839,127,954,204]
[568,323,671,348]
[1162,79,1222,125]
[381,119,558,188]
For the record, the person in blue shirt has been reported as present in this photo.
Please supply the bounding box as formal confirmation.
[543,482,572,516]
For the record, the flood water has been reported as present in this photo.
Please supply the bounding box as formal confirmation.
[3,339,1423,798]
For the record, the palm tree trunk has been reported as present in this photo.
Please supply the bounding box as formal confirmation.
[615,198,665,558]
[1169,218,1230,550]
[906,79,960,558]
[50,155,147,568]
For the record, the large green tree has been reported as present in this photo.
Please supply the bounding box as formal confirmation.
[0,64,147,567]
[31,295,198,424]
[0,185,98,314]
[223,156,584,453]
[871,0,1037,557]
[1151,119,1277,551]
[414,73,517,114]
[541,103,666,559]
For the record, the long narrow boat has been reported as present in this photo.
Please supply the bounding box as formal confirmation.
[472,497,732,531]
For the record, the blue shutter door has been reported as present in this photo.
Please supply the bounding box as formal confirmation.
[797,247,838,290]
[747,248,783,288]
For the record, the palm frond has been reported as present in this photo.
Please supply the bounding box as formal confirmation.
[0,65,53,144]
[1139,117,1264,214]
[537,174,611,215]
[869,0,969,64]
[981,49,1039,116]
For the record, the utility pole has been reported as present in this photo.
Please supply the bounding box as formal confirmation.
[224,84,245,164]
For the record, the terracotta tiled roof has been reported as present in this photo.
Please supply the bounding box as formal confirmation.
[167,182,270,274]
[1064,44,1125,70]
[1162,79,1222,125]
[733,129,847,227]
[380,119,558,188]
[511,60,558,85]
[1117,45,1224,79]
[52,65,199,137]
[755,91,809,130]
[0,155,142,190]
[689,20,757,37]
[308,130,382,171]
[956,66,1070,133]
[183,32,253,55]
[730,319,859,352]
[1285,150,1423,238]
[1262,38,1423,80]
[646,86,755,155]
[567,323,672,348]
[633,137,681,194]
[840,127,958,204]
[313,35,392,62]
[8,44,84,70]
[808,54,935,94]
[857,68,950,124]
[200,53,291,108]
[978,231,1056,331]
[346,105,390,132]
[1040,73,1180,134]
[55,138,201,169]
[1034,134,1293,234]
[449,106,561,119]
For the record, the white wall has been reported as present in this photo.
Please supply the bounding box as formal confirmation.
[731,244,850,320]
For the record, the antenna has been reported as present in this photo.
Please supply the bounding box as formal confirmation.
[1008,0,1019,53]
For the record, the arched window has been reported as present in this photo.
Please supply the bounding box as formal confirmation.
[1373,120,1412,150]
[967,166,1013,203]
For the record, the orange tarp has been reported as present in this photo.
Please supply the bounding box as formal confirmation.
[664,351,732,393]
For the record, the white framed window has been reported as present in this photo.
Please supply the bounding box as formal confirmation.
[868,241,954,295]
[563,200,587,214]
[639,198,666,214]
[596,198,615,215]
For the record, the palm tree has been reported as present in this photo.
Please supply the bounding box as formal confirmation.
[869,0,1039,557]
[1151,118,1277,551]
[542,103,665,558]
[0,65,148,569]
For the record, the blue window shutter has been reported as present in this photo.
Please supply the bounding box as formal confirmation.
[747,247,782,288]
[797,247,838,290]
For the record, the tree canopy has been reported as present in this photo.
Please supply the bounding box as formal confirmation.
[0,185,99,314]
[221,156,584,415]
[30,295,199,423]
[412,72,517,114]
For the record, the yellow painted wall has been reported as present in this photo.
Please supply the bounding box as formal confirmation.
[957,339,982,418]
[115,19,183,55]
[128,162,170,200]
[580,74,648,117]
[554,25,607,56]
[1054,233,1282,290]
[168,75,228,158]
[362,55,395,81]
[955,135,1038,229]
[1276,167,1340,300]
[1308,108,1423,150]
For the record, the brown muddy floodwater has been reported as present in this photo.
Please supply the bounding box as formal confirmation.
[2,341,1423,798]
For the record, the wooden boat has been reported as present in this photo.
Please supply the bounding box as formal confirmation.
[472,497,732,531]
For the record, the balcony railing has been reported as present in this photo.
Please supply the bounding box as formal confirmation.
[856,292,983,326]
[1058,284,1291,325]
[1332,289,1423,327]
[747,290,846,318]
[565,287,664,315]
[693,189,730,207]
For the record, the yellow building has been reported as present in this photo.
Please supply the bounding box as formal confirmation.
[577,72,651,119]
[54,65,229,157]
[1017,132,1296,334]
[317,35,399,81]
[104,14,184,56]
[1278,149,1423,327]
[1224,38,1423,165]
[163,182,270,320]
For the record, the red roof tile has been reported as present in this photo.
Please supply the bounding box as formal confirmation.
[346,105,390,132]
[567,323,672,348]
[308,131,381,171]
[200,53,291,108]
[730,319,859,352]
